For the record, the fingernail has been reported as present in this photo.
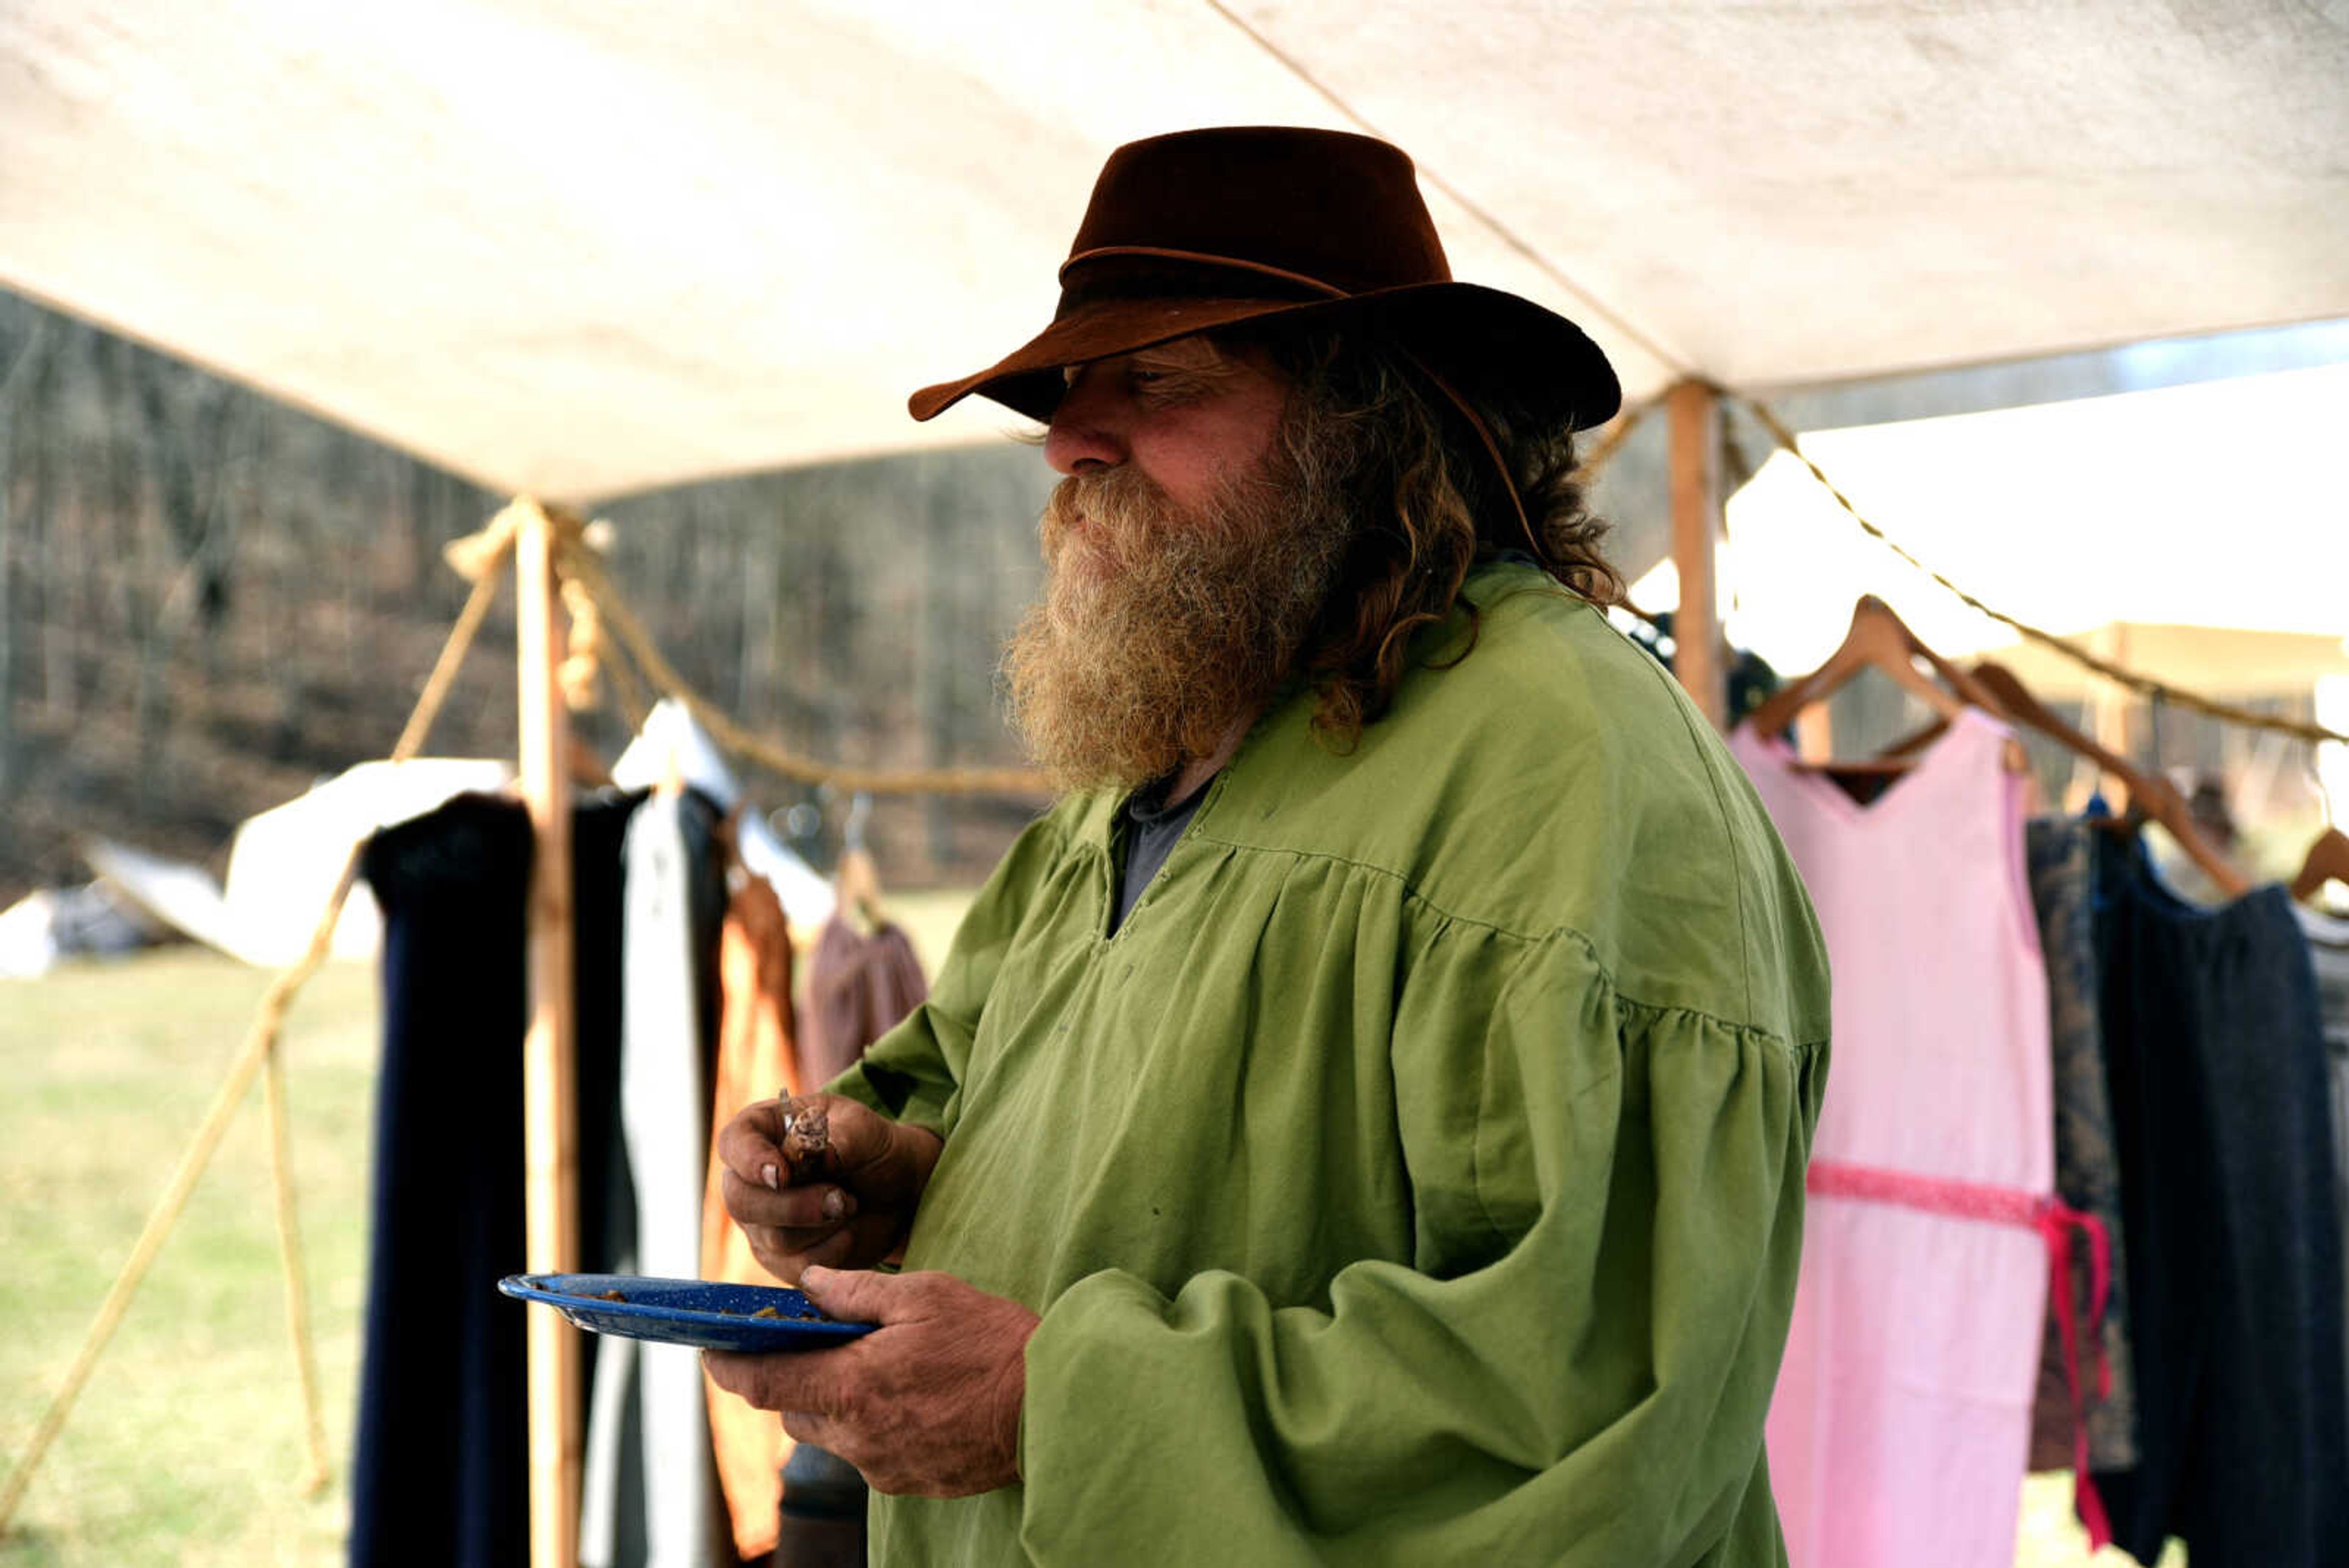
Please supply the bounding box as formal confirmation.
[821,1189,850,1221]
[802,1266,832,1291]
[762,1163,779,1191]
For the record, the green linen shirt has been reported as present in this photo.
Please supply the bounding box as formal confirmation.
[829,562,1833,1566]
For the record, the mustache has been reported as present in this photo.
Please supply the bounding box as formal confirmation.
[1041,467,1172,558]
[1042,463,1266,559]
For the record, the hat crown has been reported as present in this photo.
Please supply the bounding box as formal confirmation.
[1061,127,1452,297]
[909,125,1617,432]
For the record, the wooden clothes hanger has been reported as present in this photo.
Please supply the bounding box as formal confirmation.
[2291,826,2349,907]
[1741,595,2024,775]
[834,848,883,930]
[833,791,885,930]
[2289,743,2349,908]
[1968,661,2251,902]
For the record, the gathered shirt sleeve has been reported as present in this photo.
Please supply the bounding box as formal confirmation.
[1015,921,1828,1565]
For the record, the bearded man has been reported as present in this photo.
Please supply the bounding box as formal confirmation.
[707,127,1831,1566]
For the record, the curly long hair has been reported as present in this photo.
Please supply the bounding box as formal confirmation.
[1240,322,1623,748]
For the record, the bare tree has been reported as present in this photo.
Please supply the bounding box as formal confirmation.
[0,317,53,794]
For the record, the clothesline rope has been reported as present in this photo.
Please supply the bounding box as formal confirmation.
[1735,393,2349,748]
[551,526,1054,798]
[0,515,518,1539]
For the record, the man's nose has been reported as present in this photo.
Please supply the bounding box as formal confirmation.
[1042,372,1125,475]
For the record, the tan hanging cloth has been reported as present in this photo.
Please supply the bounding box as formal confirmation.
[699,864,803,1562]
[803,913,930,1088]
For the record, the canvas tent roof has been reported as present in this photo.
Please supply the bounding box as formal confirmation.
[3,2,2345,503]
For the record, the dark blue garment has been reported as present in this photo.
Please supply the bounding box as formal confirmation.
[348,791,642,1568]
[2088,832,2347,1567]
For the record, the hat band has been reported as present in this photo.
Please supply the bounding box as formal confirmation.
[1059,245,1355,300]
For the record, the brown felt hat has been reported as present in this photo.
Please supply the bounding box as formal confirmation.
[908,126,1621,432]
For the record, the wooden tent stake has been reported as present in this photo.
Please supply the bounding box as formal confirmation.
[515,499,582,1568]
[1668,380,1724,729]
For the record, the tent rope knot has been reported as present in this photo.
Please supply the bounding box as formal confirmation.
[443,503,521,582]
[557,576,605,715]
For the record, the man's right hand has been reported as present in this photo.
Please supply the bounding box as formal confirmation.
[717,1094,943,1284]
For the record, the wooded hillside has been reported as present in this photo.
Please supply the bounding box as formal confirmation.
[0,289,1055,904]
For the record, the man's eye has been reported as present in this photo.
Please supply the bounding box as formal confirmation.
[1131,368,1201,398]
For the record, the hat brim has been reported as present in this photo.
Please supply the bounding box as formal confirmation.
[908,281,1622,433]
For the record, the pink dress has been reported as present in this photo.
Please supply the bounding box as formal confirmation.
[1732,710,2053,1568]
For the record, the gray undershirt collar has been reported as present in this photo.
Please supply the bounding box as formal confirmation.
[1110,770,1212,935]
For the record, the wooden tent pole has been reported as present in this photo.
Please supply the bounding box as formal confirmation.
[515,498,581,1568]
[1667,380,1725,729]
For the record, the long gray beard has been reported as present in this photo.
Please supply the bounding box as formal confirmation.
[1001,448,1353,792]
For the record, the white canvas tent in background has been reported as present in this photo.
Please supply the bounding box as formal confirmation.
[2,1,2344,502]
[6,6,2347,1563]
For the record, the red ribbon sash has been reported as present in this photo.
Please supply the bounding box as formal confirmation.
[1805,1159,2114,1549]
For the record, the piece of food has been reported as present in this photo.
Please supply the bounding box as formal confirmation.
[749,1305,783,1320]
[592,1290,628,1303]
[779,1096,831,1172]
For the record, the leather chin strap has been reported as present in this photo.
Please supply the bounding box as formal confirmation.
[1399,349,1545,565]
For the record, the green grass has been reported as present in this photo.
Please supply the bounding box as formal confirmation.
[0,942,2167,1564]
[1,948,376,1566]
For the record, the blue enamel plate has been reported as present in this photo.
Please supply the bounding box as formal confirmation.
[498,1273,876,1353]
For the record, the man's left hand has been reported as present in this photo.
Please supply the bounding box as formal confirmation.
[704,1266,1039,1497]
